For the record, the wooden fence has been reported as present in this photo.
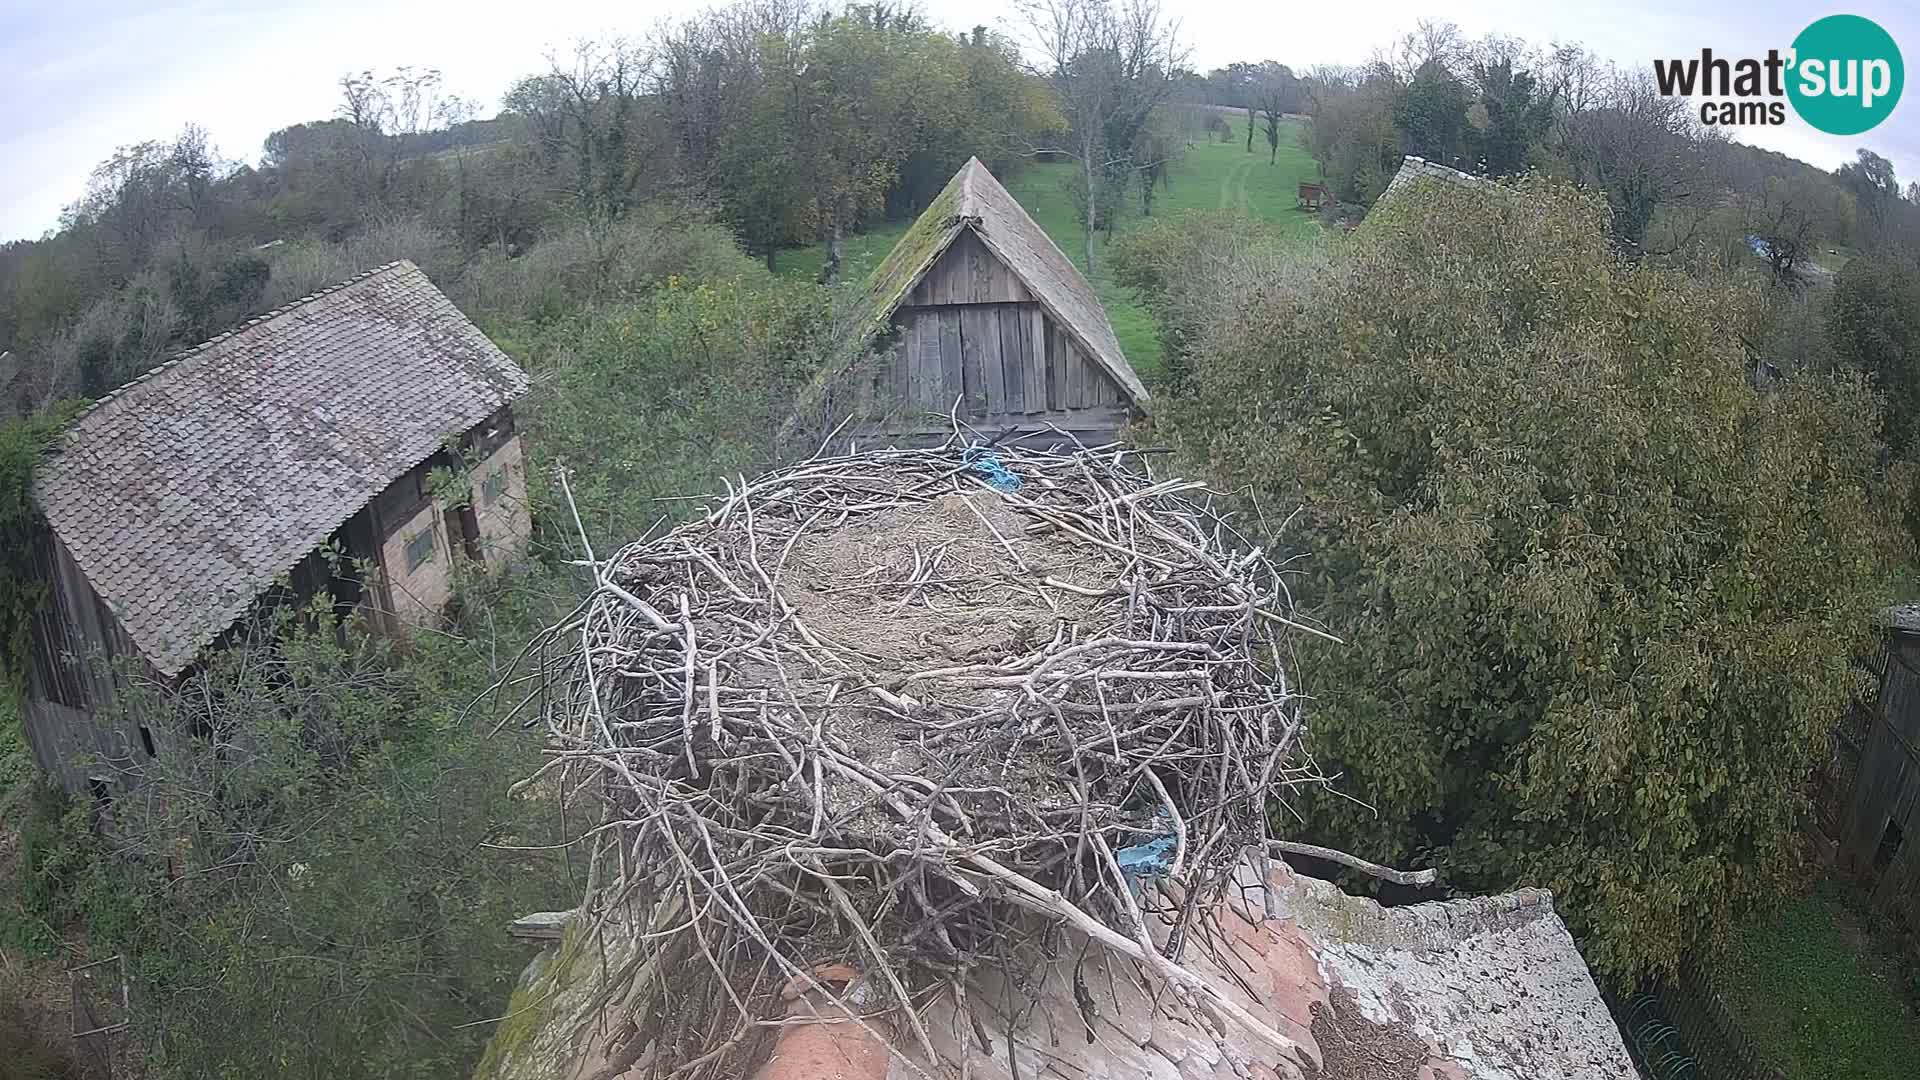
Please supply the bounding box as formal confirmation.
[1813,638,1883,846]
[1640,964,1789,1080]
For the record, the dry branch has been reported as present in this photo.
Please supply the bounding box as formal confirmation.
[518,435,1327,1076]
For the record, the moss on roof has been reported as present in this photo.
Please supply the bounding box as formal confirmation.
[859,166,969,331]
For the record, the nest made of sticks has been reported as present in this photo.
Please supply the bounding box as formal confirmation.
[520,439,1328,1077]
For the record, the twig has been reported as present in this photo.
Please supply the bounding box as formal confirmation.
[1268,840,1439,886]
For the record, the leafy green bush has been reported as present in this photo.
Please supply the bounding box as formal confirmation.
[1,786,128,956]
[523,274,841,550]
[456,207,760,324]
[0,581,575,1078]
[1147,176,1908,980]
[1110,211,1313,384]
[1831,256,1920,452]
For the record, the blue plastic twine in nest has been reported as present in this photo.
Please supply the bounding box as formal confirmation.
[963,447,1023,493]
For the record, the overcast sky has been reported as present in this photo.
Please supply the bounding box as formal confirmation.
[2,1,1916,242]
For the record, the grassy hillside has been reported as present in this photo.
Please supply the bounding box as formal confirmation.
[781,123,1322,380]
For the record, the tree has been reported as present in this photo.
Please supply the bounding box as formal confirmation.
[790,10,928,282]
[1138,176,1905,980]
[502,40,656,223]
[1021,0,1185,274]
[1560,68,1706,244]
[1250,63,1300,165]
[1837,148,1900,246]
[1747,173,1855,283]
[1307,72,1402,205]
[1831,257,1920,451]
[333,67,460,216]
[1392,59,1469,165]
[1382,18,1466,82]
[1467,54,1556,176]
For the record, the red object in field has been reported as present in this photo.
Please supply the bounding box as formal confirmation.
[1297,181,1329,209]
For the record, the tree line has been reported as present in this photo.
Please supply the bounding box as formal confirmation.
[1218,18,1918,288]
[0,1,1083,408]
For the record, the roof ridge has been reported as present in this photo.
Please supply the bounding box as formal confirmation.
[57,261,415,436]
[957,157,983,217]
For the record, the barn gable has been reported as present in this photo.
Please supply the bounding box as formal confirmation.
[808,158,1145,446]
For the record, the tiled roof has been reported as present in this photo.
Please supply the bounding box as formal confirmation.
[1378,154,1492,205]
[34,261,528,676]
[725,860,1640,1079]
[869,862,1637,1079]
[486,858,1636,1080]
[861,157,1148,404]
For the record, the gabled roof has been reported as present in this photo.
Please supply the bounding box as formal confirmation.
[862,157,1147,404]
[1376,154,1492,206]
[34,261,528,677]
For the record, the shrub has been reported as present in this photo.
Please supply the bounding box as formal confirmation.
[456,206,757,324]
[261,216,457,308]
[1151,175,1908,980]
[523,275,839,550]
[1110,211,1312,384]
[13,585,577,1079]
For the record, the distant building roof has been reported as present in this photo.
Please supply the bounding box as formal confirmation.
[859,157,1147,404]
[1377,155,1492,206]
[34,261,528,676]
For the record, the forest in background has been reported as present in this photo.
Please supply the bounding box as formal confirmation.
[7,2,1920,1078]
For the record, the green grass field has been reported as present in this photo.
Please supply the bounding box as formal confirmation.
[1708,883,1920,1080]
[1813,246,1855,273]
[781,122,1322,380]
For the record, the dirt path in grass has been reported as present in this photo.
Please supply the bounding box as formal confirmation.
[1218,156,1253,213]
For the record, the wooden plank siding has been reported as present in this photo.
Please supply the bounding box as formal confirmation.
[1835,630,1920,931]
[886,303,1126,419]
[22,525,163,795]
[904,231,1035,307]
[859,225,1131,447]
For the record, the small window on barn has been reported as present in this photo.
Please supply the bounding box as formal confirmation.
[481,468,508,506]
[404,527,436,571]
[87,775,113,810]
[138,724,157,758]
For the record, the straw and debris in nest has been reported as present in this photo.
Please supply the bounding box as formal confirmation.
[517,438,1334,1077]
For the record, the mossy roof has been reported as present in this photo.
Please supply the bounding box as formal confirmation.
[855,158,1146,405]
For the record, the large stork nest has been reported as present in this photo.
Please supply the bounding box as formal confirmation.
[520,440,1329,1077]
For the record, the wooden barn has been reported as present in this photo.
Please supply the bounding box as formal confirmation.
[21,261,532,797]
[810,157,1147,447]
[1819,605,1920,930]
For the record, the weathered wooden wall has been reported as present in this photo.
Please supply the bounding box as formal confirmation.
[863,229,1130,443]
[1834,630,1920,929]
[21,524,161,796]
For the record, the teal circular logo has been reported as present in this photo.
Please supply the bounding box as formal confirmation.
[1788,15,1903,135]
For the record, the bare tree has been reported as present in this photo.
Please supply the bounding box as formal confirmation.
[334,67,461,215]
[1021,0,1186,274]
[1561,67,1707,245]
[1250,64,1299,165]
[502,40,657,223]
[1380,18,1465,83]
